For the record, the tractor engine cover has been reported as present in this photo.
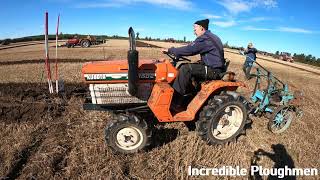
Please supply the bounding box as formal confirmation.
[81,59,178,105]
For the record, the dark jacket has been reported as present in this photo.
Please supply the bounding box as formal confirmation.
[244,47,257,62]
[168,30,225,69]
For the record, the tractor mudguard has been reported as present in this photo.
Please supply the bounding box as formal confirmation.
[173,80,246,121]
[148,80,246,122]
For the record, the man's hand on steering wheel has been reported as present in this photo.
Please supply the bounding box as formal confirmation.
[162,50,191,62]
[162,50,178,63]
[161,49,192,68]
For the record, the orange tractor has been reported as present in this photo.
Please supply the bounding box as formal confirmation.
[82,28,249,154]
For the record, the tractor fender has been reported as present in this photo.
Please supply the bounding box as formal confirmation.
[197,80,247,109]
[203,80,246,96]
[172,81,247,122]
[199,80,247,107]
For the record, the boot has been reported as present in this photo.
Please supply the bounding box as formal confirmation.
[170,91,185,113]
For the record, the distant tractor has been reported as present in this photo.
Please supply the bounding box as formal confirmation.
[279,52,294,63]
[66,35,98,48]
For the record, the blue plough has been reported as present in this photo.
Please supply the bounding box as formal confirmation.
[242,54,304,133]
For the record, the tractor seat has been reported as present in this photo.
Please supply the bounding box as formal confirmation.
[194,59,230,82]
[189,60,233,93]
[205,59,230,80]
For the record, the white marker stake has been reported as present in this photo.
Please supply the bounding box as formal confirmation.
[55,14,60,93]
[45,11,53,93]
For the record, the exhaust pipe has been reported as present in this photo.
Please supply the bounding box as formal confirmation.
[128,27,138,96]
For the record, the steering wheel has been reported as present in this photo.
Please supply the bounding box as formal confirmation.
[162,51,191,67]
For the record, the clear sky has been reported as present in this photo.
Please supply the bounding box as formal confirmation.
[1,0,319,57]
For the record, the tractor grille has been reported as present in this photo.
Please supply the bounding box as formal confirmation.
[89,83,152,104]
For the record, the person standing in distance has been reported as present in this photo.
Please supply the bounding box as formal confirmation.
[242,42,258,79]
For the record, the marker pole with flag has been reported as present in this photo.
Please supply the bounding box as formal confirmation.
[45,11,53,93]
[55,14,60,93]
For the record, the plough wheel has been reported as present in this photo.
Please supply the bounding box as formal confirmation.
[268,106,294,134]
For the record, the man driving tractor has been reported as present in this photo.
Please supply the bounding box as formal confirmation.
[165,19,226,110]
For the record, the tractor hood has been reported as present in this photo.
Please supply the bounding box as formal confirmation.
[81,59,178,84]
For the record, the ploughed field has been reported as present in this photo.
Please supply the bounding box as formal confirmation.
[0,40,319,179]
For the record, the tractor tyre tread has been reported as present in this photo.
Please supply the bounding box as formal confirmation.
[105,114,151,154]
[196,94,247,145]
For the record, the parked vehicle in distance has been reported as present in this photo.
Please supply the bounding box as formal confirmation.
[279,52,294,63]
[66,35,101,48]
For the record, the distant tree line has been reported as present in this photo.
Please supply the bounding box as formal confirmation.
[223,41,245,51]
[292,53,320,67]
[141,35,189,43]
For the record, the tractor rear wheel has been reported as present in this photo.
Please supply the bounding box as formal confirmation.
[81,39,91,48]
[105,114,151,154]
[196,94,247,145]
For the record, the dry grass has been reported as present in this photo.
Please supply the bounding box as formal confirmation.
[0,40,319,179]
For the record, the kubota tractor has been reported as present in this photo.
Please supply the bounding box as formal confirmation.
[81,27,249,154]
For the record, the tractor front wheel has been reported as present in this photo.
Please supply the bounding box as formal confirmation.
[105,114,151,154]
[196,94,247,145]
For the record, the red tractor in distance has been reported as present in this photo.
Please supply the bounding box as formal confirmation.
[279,52,294,63]
[66,35,97,48]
